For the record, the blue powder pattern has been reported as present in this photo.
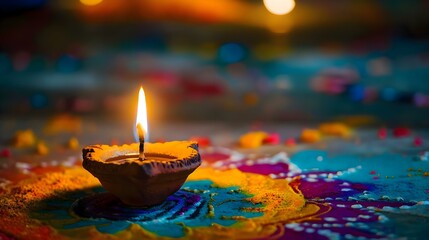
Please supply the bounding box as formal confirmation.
[32,180,263,238]
[291,150,429,202]
[287,139,429,239]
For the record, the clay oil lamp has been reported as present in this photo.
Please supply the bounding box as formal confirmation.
[82,87,201,207]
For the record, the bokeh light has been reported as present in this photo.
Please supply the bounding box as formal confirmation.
[218,43,245,64]
[56,55,80,73]
[80,0,103,6]
[263,0,295,15]
[381,88,398,102]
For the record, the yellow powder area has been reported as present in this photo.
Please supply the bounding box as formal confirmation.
[0,168,100,240]
[189,168,320,223]
[91,141,199,163]
[167,168,323,239]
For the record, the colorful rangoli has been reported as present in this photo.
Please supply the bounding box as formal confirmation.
[1,132,429,239]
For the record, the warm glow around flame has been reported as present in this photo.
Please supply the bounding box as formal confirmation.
[136,87,148,140]
[80,0,103,6]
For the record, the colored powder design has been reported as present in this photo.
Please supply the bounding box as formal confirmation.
[232,162,416,238]
[1,167,321,239]
[225,147,426,239]
[2,136,428,239]
[199,147,425,239]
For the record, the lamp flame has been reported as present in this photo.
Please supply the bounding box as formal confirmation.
[136,87,148,142]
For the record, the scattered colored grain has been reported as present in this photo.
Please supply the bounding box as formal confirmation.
[189,136,211,147]
[44,114,82,134]
[263,133,280,145]
[319,122,351,137]
[285,138,296,146]
[243,92,259,106]
[12,129,36,148]
[36,141,49,155]
[0,148,11,158]
[239,131,268,148]
[414,137,423,147]
[300,129,321,143]
[68,137,80,150]
[377,128,387,139]
[393,127,411,138]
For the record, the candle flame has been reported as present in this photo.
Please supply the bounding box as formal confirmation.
[136,86,148,141]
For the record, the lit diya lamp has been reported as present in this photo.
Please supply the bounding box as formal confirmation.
[82,87,201,207]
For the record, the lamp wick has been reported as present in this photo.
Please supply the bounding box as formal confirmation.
[137,123,145,160]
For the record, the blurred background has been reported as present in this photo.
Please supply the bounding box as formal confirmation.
[1,0,429,126]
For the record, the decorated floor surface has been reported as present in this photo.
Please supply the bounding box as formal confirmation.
[1,119,428,239]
